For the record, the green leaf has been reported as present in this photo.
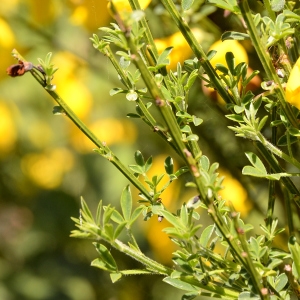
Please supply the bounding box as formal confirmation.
[288,236,300,280]
[186,134,199,141]
[128,164,144,174]
[134,150,145,166]
[110,272,122,283]
[182,0,194,11]
[121,185,132,221]
[92,243,118,271]
[104,223,114,240]
[158,210,185,230]
[288,127,300,136]
[110,209,125,224]
[225,52,235,74]
[245,152,267,173]
[221,31,250,41]
[277,134,298,146]
[258,115,268,131]
[271,0,285,12]
[144,156,153,172]
[113,221,127,239]
[103,205,114,226]
[80,197,94,222]
[274,273,288,292]
[126,91,138,101]
[95,200,103,225]
[129,205,145,226]
[199,155,210,171]
[163,277,199,292]
[242,166,267,178]
[200,225,215,247]
[180,204,189,227]
[156,47,173,68]
[226,114,244,122]
[192,116,203,126]
[164,156,174,175]
[110,87,125,96]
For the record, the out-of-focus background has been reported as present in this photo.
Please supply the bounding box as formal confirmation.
[0,0,290,299]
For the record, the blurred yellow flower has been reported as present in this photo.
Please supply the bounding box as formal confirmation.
[0,101,17,156]
[27,0,62,25]
[68,0,111,30]
[0,0,18,16]
[155,28,205,70]
[0,18,15,47]
[58,79,93,119]
[70,118,137,153]
[109,0,151,12]
[53,52,93,119]
[145,217,175,265]
[285,56,300,110]
[218,169,252,217]
[21,148,74,189]
[0,17,16,80]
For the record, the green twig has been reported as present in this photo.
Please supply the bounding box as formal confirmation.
[11,49,153,202]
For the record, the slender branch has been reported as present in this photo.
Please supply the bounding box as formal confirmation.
[11,49,153,201]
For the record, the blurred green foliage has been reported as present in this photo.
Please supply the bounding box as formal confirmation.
[1,0,296,299]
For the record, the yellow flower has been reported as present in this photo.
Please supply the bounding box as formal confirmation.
[218,169,252,217]
[21,148,74,189]
[208,40,248,69]
[27,0,62,25]
[0,101,17,156]
[109,0,151,12]
[286,56,300,110]
[0,0,18,16]
[70,118,137,153]
[53,52,93,119]
[0,17,16,80]
[68,0,111,30]
[155,28,205,70]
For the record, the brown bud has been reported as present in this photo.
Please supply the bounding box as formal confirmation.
[6,61,33,77]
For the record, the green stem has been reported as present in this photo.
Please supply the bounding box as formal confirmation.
[266,107,277,229]
[113,239,172,275]
[126,35,208,199]
[257,132,300,170]
[232,214,269,299]
[263,0,276,21]
[238,0,298,128]
[12,49,153,201]
[282,185,295,236]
